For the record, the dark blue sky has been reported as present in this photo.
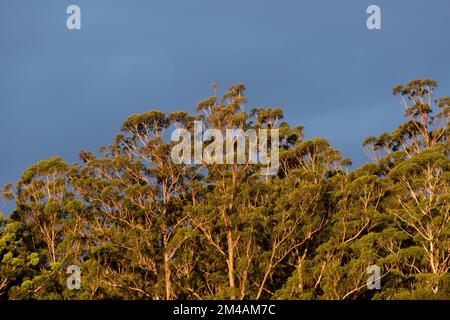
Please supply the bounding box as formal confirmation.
[1,0,450,214]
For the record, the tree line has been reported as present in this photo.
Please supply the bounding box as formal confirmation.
[0,79,449,299]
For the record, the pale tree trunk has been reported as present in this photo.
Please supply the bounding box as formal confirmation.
[163,228,172,300]
[164,251,172,299]
[226,224,235,299]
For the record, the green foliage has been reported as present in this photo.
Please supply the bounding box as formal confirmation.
[1,79,449,300]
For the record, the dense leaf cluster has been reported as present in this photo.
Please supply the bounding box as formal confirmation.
[1,80,449,300]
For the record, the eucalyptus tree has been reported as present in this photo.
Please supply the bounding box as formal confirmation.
[0,157,81,298]
[362,79,449,298]
[72,110,199,299]
[0,79,448,300]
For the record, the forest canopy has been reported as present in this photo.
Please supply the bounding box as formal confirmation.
[1,79,449,300]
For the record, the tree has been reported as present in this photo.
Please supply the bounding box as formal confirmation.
[1,79,449,300]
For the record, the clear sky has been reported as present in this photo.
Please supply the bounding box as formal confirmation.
[1,0,450,214]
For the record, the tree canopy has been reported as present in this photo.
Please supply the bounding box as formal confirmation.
[1,79,449,300]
